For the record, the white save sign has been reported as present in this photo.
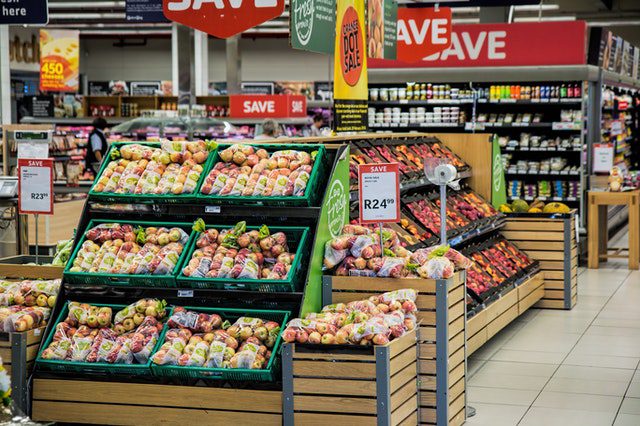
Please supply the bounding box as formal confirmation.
[358,163,400,224]
[18,159,54,215]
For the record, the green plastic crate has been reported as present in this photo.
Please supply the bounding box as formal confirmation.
[35,303,171,377]
[197,143,326,207]
[88,141,217,204]
[151,307,289,382]
[63,219,196,287]
[176,225,309,292]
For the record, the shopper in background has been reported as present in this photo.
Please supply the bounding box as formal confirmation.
[308,113,324,137]
[87,117,108,174]
[254,119,279,139]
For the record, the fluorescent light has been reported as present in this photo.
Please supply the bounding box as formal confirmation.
[588,20,640,26]
[452,18,480,24]
[49,1,125,9]
[80,29,171,35]
[514,4,560,11]
[49,12,126,19]
[514,16,576,22]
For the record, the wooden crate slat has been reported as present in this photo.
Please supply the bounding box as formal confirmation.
[544,270,565,280]
[292,350,375,361]
[390,329,417,358]
[449,407,466,426]
[294,412,376,425]
[419,373,436,391]
[420,390,436,407]
[398,410,419,426]
[487,304,519,339]
[484,287,518,323]
[390,344,418,375]
[449,316,465,340]
[539,260,565,270]
[419,359,436,375]
[517,274,544,299]
[467,310,487,336]
[293,360,375,379]
[419,325,436,341]
[449,376,465,404]
[519,284,545,313]
[416,311,436,325]
[419,342,436,359]
[449,346,465,370]
[449,392,465,421]
[448,285,465,307]
[390,362,417,394]
[504,221,564,231]
[516,241,565,251]
[449,362,464,386]
[524,250,564,261]
[502,230,564,241]
[293,395,376,414]
[449,330,465,355]
[543,279,566,290]
[329,276,436,293]
[449,300,464,323]
[467,328,487,356]
[391,377,418,412]
[420,407,437,424]
[391,394,419,425]
[293,377,377,396]
[332,292,435,307]
[535,299,566,309]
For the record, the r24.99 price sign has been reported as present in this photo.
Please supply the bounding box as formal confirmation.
[358,163,400,224]
[18,159,54,215]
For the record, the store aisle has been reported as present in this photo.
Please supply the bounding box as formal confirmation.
[467,237,640,426]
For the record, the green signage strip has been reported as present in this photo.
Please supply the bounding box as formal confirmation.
[491,134,507,208]
[290,0,336,55]
[301,145,350,316]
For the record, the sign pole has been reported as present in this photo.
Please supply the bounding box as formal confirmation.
[440,184,447,245]
[378,222,384,256]
[35,214,39,264]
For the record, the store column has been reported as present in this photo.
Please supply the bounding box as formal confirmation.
[171,23,195,104]
[0,26,11,124]
[194,30,208,97]
[226,35,241,94]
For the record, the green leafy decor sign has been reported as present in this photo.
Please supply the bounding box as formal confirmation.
[290,0,336,54]
[491,134,507,208]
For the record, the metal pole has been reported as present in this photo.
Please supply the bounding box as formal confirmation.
[35,214,39,263]
[379,222,384,255]
[440,184,447,245]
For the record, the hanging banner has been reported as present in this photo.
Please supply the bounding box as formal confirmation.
[163,0,285,39]
[367,0,397,60]
[290,0,336,54]
[333,0,368,132]
[370,21,587,68]
[18,159,54,216]
[0,0,48,25]
[39,29,80,93]
[396,7,451,62]
[229,95,307,118]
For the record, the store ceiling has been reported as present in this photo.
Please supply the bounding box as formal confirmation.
[45,0,640,45]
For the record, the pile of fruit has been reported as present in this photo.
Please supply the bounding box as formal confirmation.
[324,225,471,279]
[0,279,60,332]
[499,199,571,214]
[282,288,417,346]
[52,239,74,267]
[152,308,281,370]
[40,299,167,364]
[182,220,296,280]
[92,141,212,195]
[200,144,317,197]
[69,223,190,276]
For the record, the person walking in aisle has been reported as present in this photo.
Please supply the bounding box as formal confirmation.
[308,113,325,137]
[87,117,109,174]
[254,119,279,139]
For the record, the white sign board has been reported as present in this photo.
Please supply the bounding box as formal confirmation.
[18,159,54,215]
[358,163,400,224]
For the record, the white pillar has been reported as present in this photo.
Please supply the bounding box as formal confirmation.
[194,30,208,97]
[171,23,179,97]
[0,27,12,124]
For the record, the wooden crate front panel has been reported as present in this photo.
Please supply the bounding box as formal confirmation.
[0,327,45,364]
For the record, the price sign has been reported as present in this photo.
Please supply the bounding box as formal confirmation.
[358,163,400,224]
[18,159,54,215]
[593,143,614,174]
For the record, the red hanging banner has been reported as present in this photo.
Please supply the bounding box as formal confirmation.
[396,7,452,63]
[228,95,307,118]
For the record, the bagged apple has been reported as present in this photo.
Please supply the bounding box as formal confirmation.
[41,338,72,360]
[114,299,166,325]
[206,340,234,368]
[418,256,454,279]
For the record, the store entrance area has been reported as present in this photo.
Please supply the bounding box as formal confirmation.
[468,231,640,426]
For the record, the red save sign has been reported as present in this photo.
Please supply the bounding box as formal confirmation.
[358,163,400,224]
[397,7,452,62]
[163,0,285,39]
[18,158,54,215]
[229,95,307,118]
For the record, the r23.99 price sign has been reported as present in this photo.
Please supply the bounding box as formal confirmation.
[358,163,400,224]
[18,159,54,215]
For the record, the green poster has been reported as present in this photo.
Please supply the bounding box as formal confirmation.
[367,0,397,60]
[290,0,336,55]
[491,134,507,208]
[301,145,350,316]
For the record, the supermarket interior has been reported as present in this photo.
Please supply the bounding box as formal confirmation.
[0,0,639,425]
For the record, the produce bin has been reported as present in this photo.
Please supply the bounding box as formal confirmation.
[503,211,577,309]
[322,272,467,426]
[151,307,289,382]
[35,303,171,377]
[197,143,326,207]
[177,225,310,292]
[63,220,195,287]
[0,256,63,280]
[282,329,418,425]
[88,141,216,204]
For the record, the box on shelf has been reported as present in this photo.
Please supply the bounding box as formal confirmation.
[0,256,63,280]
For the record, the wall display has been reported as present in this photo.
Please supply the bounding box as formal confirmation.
[274,81,315,99]
[0,0,48,25]
[228,95,307,118]
[88,81,110,96]
[162,0,285,39]
[366,0,397,60]
[126,0,169,22]
[241,82,275,95]
[39,29,80,93]
[130,81,162,96]
[289,0,336,54]
[396,6,451,63]
[370,21,587,68]
[333,0,368,132]
[18,159,54,216]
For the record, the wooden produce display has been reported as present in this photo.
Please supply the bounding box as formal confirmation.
[322,271,467,426]
[1,327,45,415]
[467,272,544,355]
[32,380,282,425]
[0,256,63,280]
[282,329,418,426]
[503,212,577,309]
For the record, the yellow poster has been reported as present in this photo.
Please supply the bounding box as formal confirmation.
[39,29,80,92]
[333,0,368,132]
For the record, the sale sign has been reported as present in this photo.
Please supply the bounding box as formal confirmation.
[39,29,79,92]
[163,0,285,39]
[396,7,451,62]
[18,159,54,215]
[228,95,307,118]
[358,163,400,224]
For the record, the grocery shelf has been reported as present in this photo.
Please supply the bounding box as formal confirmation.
[508,196,579,203]
[368,99,474,106]
[478,98,583,105]
[448,216,506,248]
[505,170,581,177]
[21,117,128,125]
[503,146,582,153]
[369,123,464,129]
[226,117,310,125]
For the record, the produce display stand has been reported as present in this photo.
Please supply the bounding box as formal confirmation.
[282,329,418,426]
[0,256,63,280]
[504,211,578,309]
[321,272,467,426]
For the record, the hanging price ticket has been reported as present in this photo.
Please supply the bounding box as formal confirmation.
[358,163,400,224]
[18,159,54,215]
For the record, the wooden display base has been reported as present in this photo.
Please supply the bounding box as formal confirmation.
[0,256,63,280]
[322,271,467,426]
[503,213,578,309]
[282,329,418,425]
[467,272,544,355]
[32,379,283,425]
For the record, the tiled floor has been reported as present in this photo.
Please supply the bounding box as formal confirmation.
[467,232,640,426]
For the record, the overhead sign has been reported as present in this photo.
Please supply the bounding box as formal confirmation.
[0,0,48,25]
[396,7,451,62]
[370,21,587,68]
[358,163,400,224]
[333,0,368,132]
[126,0,169,22]
[290,0,336,54]
[163,0,285,39]
[367,0,397,60]
[39,29,80,93]
[229,95,307,118]
[18,159,54,216]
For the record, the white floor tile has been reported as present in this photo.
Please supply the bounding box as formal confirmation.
[532,390,622,412]
[544,377,629,396]
[468,370,549,391]
[501,331,581,354]
[620,397,640,415]
[467,386,539,406]
[472,360,557,378]
[626,380,640,398]
[614,413,640,426]
[490,349,566,365]
[553,365,634,382]
[464,403,528,426]
[563,352,639,369]
[519,407,616,426]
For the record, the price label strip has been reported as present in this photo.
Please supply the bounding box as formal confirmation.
[358,163,400,224]
[18,159,54,215]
